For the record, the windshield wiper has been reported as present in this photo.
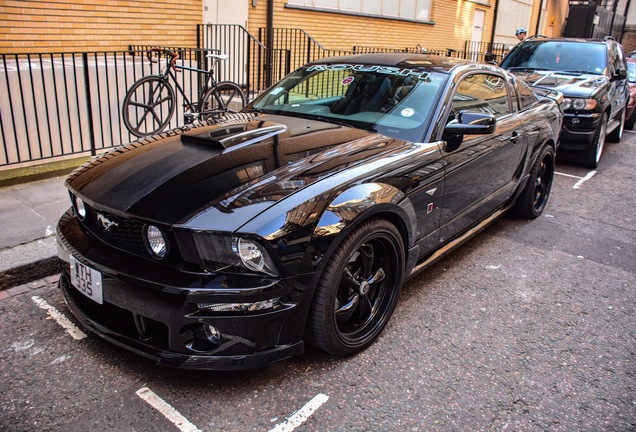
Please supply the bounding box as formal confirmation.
[507,66,550,72]
[560,70,598,75]
[304,115,355,128]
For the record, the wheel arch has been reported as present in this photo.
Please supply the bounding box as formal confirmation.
[310,183,414,268]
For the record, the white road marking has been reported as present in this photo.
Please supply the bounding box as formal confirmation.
[573,170,597,189]
[136,387,201,432]
[268,393,329,432]
[31,296,87,340]
[555,171,581,179]
[555,170,597,189]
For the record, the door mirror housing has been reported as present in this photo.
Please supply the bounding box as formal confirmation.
[443,112,497,152]
[613,68,628,81]
[444,112,496,135]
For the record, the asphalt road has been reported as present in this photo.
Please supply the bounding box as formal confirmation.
[1,133,635,432]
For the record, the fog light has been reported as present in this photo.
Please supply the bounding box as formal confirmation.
[197,297,281,313]
[202,324,221,344]
[74,196,86,220]
[145,225,166,259]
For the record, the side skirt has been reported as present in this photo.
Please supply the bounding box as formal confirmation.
[407,208,506,280]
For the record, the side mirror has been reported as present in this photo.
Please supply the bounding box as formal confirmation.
[444,112,496,135]
[613,68,628,81]
[443,112,497,152]
[484,52,498,65]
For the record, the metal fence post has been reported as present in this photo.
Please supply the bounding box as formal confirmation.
[81,52,97,156]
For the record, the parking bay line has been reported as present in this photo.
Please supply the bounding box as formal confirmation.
[136,387,201,432]
[31,296,87,340]
[268,393,329,432]
[555,170,596,189]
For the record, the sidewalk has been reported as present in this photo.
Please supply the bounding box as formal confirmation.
[0,176,70,289]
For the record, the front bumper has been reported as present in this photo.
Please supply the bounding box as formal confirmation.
[560,112,602,151]
[57,209,307,370]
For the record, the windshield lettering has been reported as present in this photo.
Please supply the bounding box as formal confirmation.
[306,64,431,80]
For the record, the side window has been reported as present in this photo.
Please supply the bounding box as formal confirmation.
[516,78,539,110]
[451,73,511,119]
[615,43,627,71]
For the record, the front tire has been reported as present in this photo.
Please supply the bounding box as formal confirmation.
[307,219,404,357]
[122,76,176,137]
[606,107,625,143]
[513,145,555,218]
[576,113,606,168]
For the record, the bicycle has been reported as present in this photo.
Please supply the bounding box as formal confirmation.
[122,48,247,137]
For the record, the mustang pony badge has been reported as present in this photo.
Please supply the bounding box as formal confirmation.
[96,213,118,231]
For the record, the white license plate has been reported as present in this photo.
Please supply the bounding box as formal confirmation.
[70,255,103,304]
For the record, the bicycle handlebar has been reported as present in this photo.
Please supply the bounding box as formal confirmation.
[147,48,180,72]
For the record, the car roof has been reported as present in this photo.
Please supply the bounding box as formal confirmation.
[308,52,470,73]
[525,36,616,46]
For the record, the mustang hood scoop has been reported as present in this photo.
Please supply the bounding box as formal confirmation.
[180,123,288,152]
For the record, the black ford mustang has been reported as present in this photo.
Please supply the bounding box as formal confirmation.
[56,53,563,370]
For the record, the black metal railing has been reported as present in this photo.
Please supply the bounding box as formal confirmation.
[199,24,292,94]
[0,48,240,167]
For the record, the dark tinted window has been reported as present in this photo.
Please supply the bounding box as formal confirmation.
[514,76,539,110]
[501,40,607,75]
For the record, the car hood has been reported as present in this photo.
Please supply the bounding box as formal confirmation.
[66,114,407,230]
[511,70,607,98]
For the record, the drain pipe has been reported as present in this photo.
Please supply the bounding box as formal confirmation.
[266,0,274,87]
[535,0,545,35]
[490,0,501,49]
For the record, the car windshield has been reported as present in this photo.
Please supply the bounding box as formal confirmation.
[249,63,447,142]
[501,41,607,75]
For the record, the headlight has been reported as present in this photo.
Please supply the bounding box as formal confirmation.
[235,238,272,273]
[145,225,167,259]
[73,195,86,220]
[193,234,278,276]
[562,97,597,111]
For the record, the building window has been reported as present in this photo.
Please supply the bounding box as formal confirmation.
[286,0,432,22]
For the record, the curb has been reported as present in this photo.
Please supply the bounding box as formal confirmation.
[0,256,60,291]
[0,273,61,301]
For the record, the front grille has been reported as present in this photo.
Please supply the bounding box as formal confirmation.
[82,205,147,256]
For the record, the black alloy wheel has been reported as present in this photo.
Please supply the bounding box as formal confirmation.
[514,145,555,218]
[307,219,404,356]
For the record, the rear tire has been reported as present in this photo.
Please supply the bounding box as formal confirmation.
[199,81,247,122]
[513,145,555,219]
[122,76,175,138]
[307,219,404,357]
[576,113,606,168]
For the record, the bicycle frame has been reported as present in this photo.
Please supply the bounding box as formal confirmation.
[162,65,216,114]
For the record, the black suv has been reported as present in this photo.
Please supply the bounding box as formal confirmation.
[500,37,629,167]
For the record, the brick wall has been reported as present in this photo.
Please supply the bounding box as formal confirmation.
[622,28,636,54]
[0,0,202,53]
[247,0,496,53]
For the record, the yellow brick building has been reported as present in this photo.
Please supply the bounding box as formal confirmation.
[0,0,201,53]
[0,0,567,54]
[248,0,497,53]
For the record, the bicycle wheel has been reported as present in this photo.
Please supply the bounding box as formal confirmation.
[199,81,247,122]
[122,75,176,137]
